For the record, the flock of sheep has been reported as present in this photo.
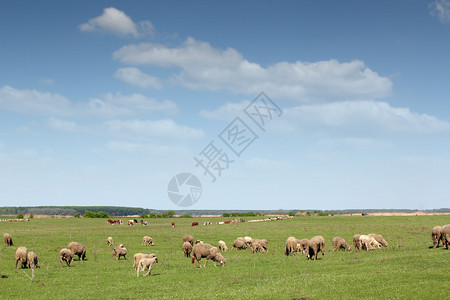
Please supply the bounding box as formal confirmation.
[3,222,449,277]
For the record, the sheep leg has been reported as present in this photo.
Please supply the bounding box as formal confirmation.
[137,264,140,277]
[144,265,152,276]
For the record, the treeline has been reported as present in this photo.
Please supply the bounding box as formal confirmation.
[0,206,151,216]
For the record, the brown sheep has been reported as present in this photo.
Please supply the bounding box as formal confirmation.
[107,237,113,246]
[368,234,388,247]
[133,253,157,270]
[3,233,13,246]
[191,243,226,268]
[27,251,40,268]
[296,239,309,255]
[136,257,158,277]
[183,234,194,245]
[251,242,266,253]
[142,236,155,246]
[59,248,73,267]
[332,237,351,252]
[183,242,193,257]
[218,240,228,251]
[353,234,361,252]
[431,226,443,248]
[68,242,87,261]
[231,239,248,251]
[251,239,268,252]
[285,236,301,256]
[307,236,325,260]
[15,246,28,272]
[442,224,450,249]
[112,246,127,260]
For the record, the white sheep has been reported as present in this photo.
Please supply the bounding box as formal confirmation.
[136,257,158,277]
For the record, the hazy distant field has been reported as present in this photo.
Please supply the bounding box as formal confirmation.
[1,215,449,299]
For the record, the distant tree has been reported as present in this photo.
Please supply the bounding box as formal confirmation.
[222,213,230,217]
[73,213,81,218]
[29,212,34,219]
[288,212,295,217]
[157,214,163,218]
[140,214,148,219]
[167,210,175,218]
[149,213,156,218]
[181,214,191,218]
[17,214,24,219]
[162,213,168,218]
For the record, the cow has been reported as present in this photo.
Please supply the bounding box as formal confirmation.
[107,219,114,225]
[128,220,134,226]
[142,221,148,226]
[133,219,138,224]
[224,221,231,224]
[191,222,199,226]
[172,222,175,228]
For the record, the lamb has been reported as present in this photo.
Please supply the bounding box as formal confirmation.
[250,242,266,253]
[107,237,113,246]
[442,224,450,249]
[191,243,226,268]
[297,239,310,255]
[332,237,351,252]
[3,233,13,246]
[136,257,158,277]
[59,248,73,267]
[307,236,325,260]
[431,226,443,248]
[68,242,87,261]
[353,234,361,251]
[183,234,194,245]
[133,253,157,270]
[142,236,155,246]
[183,242,193,257]
[285,236,301,256]
[218,240,228,251]
[251,239,268,252]
[368,233,388,247]
[112,246,127,260]
[15,246,28,272]
[359,235,381,251]
[231,239,248,250]
[27,251,40,268]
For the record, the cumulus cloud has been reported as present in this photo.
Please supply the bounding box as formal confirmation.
[113,37,392,101]
[0,85,177,117]
[105,119,205,139]
[79,7,154,38]
[282,100,450,135]
[430,0,450,23]
[115,67,162,89]
[199,101,250,121]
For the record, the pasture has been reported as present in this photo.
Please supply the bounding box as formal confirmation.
[0,215,449,299]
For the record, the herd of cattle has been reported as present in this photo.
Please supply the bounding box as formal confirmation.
[2,222,449,277]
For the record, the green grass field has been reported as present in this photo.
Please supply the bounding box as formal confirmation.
[1,215,449,299]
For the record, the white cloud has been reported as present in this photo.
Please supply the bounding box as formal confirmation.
[79,7,154,38]
[46,117,78,132]
[106,140,186,154]
[430,0,450,23]
[282,100,450,134]
[113,37,392,101]
[0,85,177,117]
[199,101,250,121]
[115,67,162,89]
[105,119,205,139]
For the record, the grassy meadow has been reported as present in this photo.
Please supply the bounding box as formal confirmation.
[0,215,449,299]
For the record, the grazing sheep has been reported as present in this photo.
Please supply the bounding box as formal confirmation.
[285,236,301,256]
[3,233,13,246]
[27,251,40,268]
[15,246,28,271]
[442,224,450,249]
[68,242,87,261]
[359,235,381,251]
[332,237,351,252]
[133,253,157,270]
[112,246,127,260]
[231,239,248,251]
[183,234,194,245]
[183,242,193,257]
[136,257,158,277]
[107,237,113,246]
[236,237,245,242]
[243,236,253,245]
[297,239,310,255]
[353,234,361,252]
[59,248,73,267]
[251,239,268,252]
[251,242,266,253]
[142,236,155,246]
[307,236,325,260]
[368,234,388,248]
[218,240,228,251]
[431,226,443,248]
[191,243,226,268]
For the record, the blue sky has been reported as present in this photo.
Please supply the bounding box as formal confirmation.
[1,1,450,210]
